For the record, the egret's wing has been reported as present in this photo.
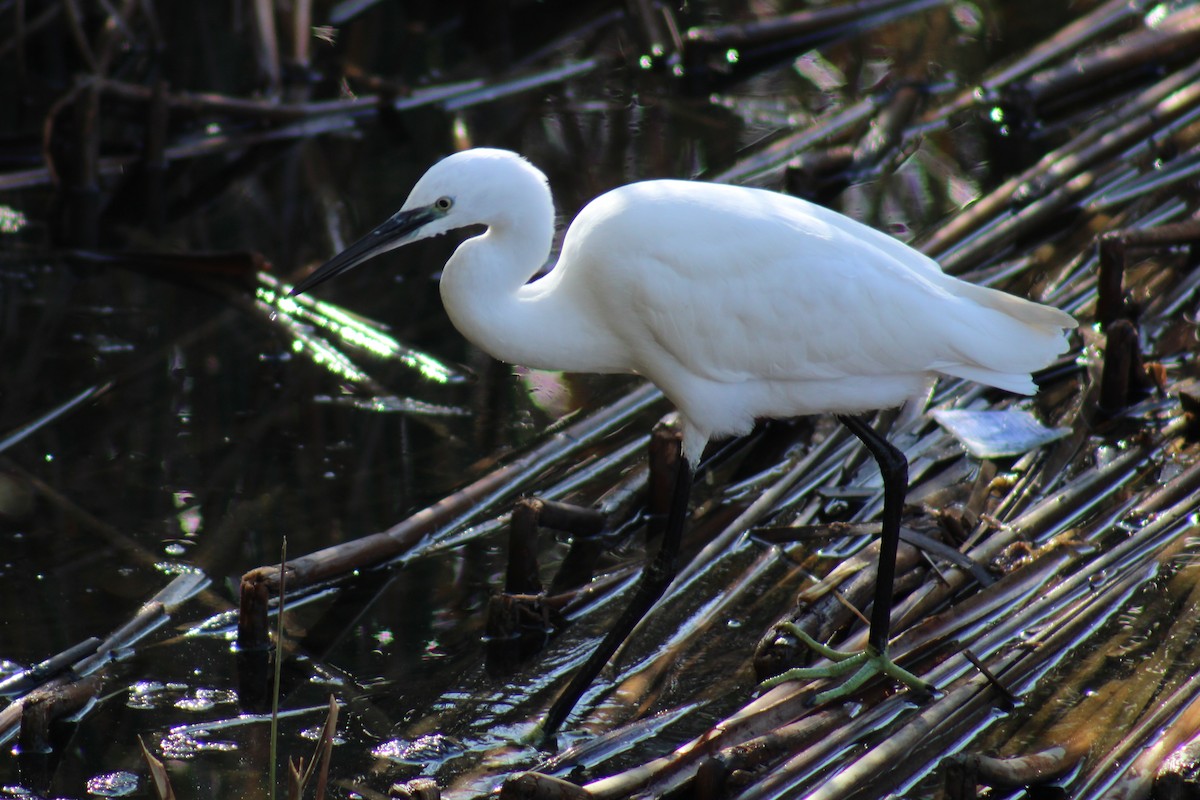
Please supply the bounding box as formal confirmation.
[579,184,966,385]
[633,246,957,384]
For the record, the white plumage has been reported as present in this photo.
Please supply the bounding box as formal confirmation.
[297,148,1074,462]
[291,147,1076,730]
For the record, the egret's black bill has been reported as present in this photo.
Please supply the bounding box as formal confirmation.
[290,206,438,297]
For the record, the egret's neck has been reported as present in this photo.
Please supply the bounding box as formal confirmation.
[439,221,619,373]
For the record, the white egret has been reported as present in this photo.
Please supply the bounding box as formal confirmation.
[291,148,1076,734]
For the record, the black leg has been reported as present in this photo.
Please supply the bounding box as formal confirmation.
[542,457,694,736]
[760,415,928,702]
[836,414,908,654]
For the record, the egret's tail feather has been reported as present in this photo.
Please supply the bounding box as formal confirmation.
[953,281,1078,332]
[938,284,1076,395]
[941,322,1072,394]
[939,364,1040,395]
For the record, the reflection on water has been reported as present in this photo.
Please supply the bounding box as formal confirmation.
[257,272,465,388]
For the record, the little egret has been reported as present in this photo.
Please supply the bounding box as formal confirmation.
[291,148,1076,734]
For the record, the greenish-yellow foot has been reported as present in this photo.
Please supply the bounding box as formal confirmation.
[759,623,934,705]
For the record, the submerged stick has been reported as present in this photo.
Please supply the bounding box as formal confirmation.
[238,384,663,640]
[925,58,1200,267]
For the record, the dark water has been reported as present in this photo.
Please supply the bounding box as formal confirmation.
[0,1,1177,798]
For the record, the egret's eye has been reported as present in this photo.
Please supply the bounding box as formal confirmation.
[435,196,453,211]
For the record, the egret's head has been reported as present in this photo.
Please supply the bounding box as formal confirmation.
[290,148,551,297]
[405,149,551,234]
